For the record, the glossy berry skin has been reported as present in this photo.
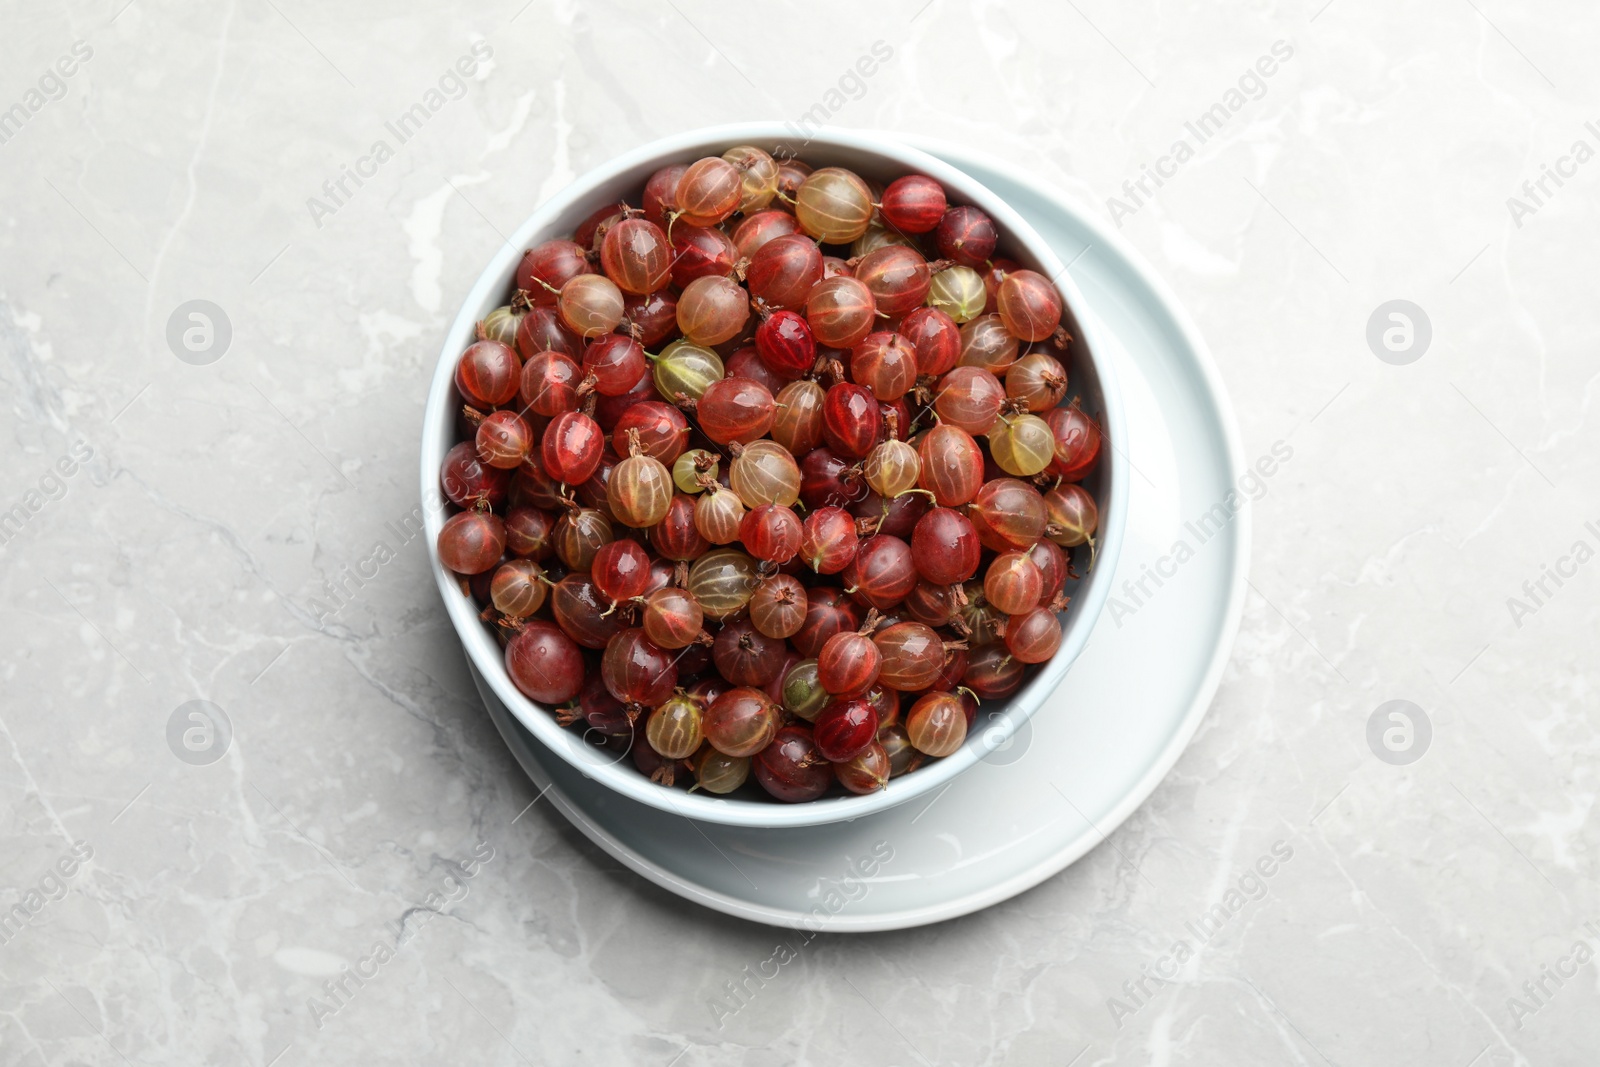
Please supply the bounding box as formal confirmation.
[1047,404,1103,481]
[996,269,1064,342]
[441,441,508,509]
[821,383,882,460]
[503,505,554,560]
[437,511,505,574]
[592,371,657,432]
[474,410,533,469]
[731,208,798,258]
[873,621,948,691]
[575,672,632,736]
[792,587,861,659]
[991,413,1059,478]
[504,620,585,704]
[510,456,565,511]
[694,484,745,545]
[582,334,648,397]
[932,366,1004,435]
[1045,483,1099,548]
[900,307,962,378]
[557,273,626,338]
[677,274,750,347]
[798,447,865,510]
[957,313,1020,374]
[608,452,674,528]
[713,619,788,687]
[750,573,808,639]
[728,439,802,507]
[812,697,879,762]
[694,749,750,794]
[794,167,874,244]
[1028,539,1070,602]
[600,217,673,295]
[771,382,824,460]
[753,725,833,802]
[817,629,881,697]
[935,206,998,268]
[602,628,678,707]
[726,345,784,395]
[879,174,947,233]
[1006,606,1063,663]
[850,332,919,401]
[863,684,900,730]
[686,547,760,621]
[612,401,690,465]
[906,691,968,757]
[931,647,969,695]
[842,534,918,611]
[781,659,827,721]
[590,539,652,604]
[520,350,582,416]
[804,275,876,349]
[456,340,521,408]
[916,424,985,507]
[648,493,709,562]
[985,551,1044,615]
[911,507,981,585]
[851,488,927,541]
[516,240,591,303]
[964,642,1025,699]
[927,265,987,324]
[903,580,958,628]
[698,376,776,445]
[879,725,922,777]
[1005,352,1069,412]
[716,145,775,206]
[642,163,687,226]
[675,156,742,226]
[645,693,703,760]
[576,447,620,511]
[854,245,932,317]
[799,506,859,574]
[621,289,679,348]
[833,742,890,794]
[755,309,817,378]
[541,411,604,484]
[968,478,1048,552]
[551,573,626,650]
[990,414,1058,478]
[516,306,580,361]
[981,258,1022,314]
[573,203,625,253]
[641,586,703,649]
[486,559,544,617]
[746,234,824,311]
[668,223,739,288]
[739,504,802,563]
[776,158,812,199]
[704,687,782,757]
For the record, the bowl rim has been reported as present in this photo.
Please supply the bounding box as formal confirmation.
[421,123,1129,828]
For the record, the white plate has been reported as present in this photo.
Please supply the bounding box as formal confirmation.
[468,141,1249,931]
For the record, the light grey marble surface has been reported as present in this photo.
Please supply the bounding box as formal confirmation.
[2,1,1596,1064]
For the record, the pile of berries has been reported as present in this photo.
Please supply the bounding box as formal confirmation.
[436,145,1103,803]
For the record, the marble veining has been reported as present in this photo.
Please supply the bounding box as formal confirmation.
[1,1,1595,1064]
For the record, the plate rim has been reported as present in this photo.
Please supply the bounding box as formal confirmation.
[475,136,1253,931]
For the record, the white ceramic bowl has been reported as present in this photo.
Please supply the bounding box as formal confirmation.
[422,124,1128,828]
